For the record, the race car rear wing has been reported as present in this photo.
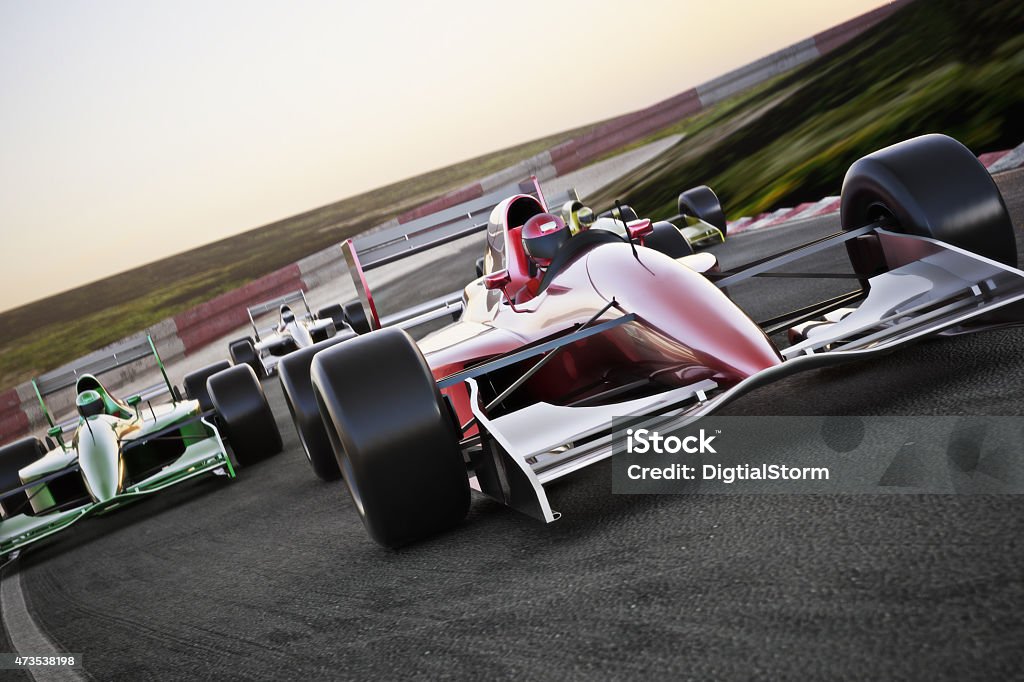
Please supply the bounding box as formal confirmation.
[246,290,311,319]
[351,177,574,272]
[245,290,313,339]
[343,176,579,330]
[32,334,176,431]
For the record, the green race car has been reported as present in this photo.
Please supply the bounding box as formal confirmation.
[0,336,281,558]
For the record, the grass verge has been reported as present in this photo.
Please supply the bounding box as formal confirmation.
[587,0,1024,222]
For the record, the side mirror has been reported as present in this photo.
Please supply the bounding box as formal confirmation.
[627,219,654,241]
[484,270,512,291]
[47,425,67,451]
[126,395,142,407]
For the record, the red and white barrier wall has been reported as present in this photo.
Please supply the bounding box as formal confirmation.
[172,264,308,355]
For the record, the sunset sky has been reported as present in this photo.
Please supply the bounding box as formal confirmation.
[0,0,886,312]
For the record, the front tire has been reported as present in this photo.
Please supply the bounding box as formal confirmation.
[678,186,727,238]
[311,327,469,547]
[229,337,264,379]
[317,303,347,331]
[841,134,1017,268]
[278,336,352,481]
[0,437,47,517]
[183,360,231,412]
[343,301,372,335]
[309,323,334,344]
[207,365,283,466]
[644,221,695,258]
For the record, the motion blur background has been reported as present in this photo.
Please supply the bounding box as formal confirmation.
[0,0,1021,390]
[1,0,889,310]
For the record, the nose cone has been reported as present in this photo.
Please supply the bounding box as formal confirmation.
[586,243,782,381]
[292,323,314,348]
[77,417,122,502]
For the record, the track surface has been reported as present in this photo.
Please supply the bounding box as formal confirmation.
[6,170,1024,680]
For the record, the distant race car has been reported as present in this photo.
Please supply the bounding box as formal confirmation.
[674,185,729,248]
[0,337,282,558]
[226,290,367,378]
[558,184,728,251]
[276,134,1024,548]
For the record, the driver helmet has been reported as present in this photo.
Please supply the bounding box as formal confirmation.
[522,213,571,268]
[76,389,105,419]
[280,305,295,325]
[561,200,595,235]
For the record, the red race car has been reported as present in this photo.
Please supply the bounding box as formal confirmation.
[281,134,1024,547]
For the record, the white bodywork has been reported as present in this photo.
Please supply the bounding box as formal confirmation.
[254,316,336,375]
[238,291,347,376]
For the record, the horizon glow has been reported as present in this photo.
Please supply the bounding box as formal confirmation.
[0,0,886,312]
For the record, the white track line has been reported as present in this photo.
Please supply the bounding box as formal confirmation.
[1,561,85,682]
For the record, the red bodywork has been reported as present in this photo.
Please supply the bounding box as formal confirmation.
[417,195,783,432]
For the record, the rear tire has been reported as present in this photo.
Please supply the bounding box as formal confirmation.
[183,360,231,412]
[309,323,334,343]
[644,221,695,258]
[343,301,371,335]
[841,133,1017,268]
[311,327,469,547]
[678,186,727,237]
[0,437,47,517]
[278,336,353,481]
[229,337,264,379]
[207,365,283,466]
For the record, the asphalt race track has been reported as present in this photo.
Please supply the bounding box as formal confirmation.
[4,170,1024,680]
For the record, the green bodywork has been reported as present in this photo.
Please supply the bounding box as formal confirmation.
[1,434,229,556]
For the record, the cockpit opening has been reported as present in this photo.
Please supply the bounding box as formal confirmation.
[506,196,545,230]
[74,374,132,419]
